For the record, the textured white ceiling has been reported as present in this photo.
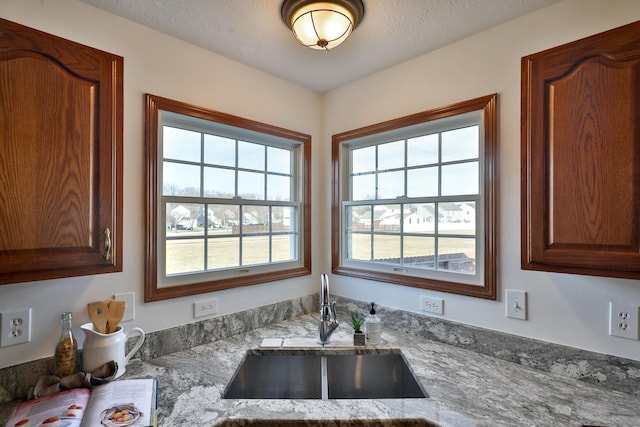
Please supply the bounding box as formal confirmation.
[80,0,561,93]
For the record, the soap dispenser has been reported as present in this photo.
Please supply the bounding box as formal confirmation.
[365,302,382,344]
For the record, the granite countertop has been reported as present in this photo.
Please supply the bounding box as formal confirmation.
[113,314,639,426]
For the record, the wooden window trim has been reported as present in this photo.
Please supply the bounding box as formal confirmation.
[144,94,311,302]
[331,94,498,300]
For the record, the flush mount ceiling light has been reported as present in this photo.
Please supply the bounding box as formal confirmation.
[281,0,365,51]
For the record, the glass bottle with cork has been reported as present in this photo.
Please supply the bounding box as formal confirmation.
[55,312,77,377]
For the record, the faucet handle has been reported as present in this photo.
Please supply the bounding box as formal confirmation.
[330,301,338,322]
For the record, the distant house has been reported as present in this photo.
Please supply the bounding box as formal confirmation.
[170,205,190,221]
[350,203,474,233]
[243,212,261,225]
[404,212,435,232]
[197,209,221,228]
[167,205,192,229]
[271,208,291,227]
[439,202,464,222]
[458,202,476,223]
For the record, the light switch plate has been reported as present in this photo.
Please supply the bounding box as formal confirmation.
[506,289,527,320]
[113,292,135,322]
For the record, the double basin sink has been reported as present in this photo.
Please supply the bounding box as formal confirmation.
[223,348,428,400]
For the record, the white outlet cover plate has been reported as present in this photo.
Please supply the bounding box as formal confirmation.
[420,295,444,315]
[194,298,218,318]
[609,302,639,340]
[506,289,527,320]
[0,308,32,347]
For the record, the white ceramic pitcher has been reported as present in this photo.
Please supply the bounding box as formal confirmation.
[81,322,145,378]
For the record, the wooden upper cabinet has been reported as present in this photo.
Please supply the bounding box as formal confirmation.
[521,21,640,279]
[0,18,123,285]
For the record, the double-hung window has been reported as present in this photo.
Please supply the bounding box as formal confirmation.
[332,95,497,299]
[145,95,311,301]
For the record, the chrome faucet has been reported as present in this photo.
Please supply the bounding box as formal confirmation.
[318,273,339,345]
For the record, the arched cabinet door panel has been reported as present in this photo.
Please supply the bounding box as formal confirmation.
[0,18,123,285]
[521,20,640,279]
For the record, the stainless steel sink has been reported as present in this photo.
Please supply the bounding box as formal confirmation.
[326,353,426,399]
[222,350,428,400]
[223,353,322,399]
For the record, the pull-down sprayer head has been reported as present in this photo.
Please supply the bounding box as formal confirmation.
[318,273,339,345]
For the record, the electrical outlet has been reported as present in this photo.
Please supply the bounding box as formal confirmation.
[1,308,32,347]
[194,298,218,318]
[420,296,444,315]
[114,292,135,322]
[506,289,527,320]
[609,302,639,340]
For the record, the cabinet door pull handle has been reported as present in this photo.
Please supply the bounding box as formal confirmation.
[104,227,112,261]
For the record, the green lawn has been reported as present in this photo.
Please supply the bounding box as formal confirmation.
[165,227,475,275]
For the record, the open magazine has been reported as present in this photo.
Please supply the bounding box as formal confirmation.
[5,379,157,427]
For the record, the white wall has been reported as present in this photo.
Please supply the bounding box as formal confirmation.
[0,0,321,369]
[324,0,640,361]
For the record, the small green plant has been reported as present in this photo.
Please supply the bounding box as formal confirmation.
[350,315,364,333]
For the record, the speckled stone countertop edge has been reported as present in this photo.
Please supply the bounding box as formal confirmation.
[2,293,640,426]
[123,313,640,426]
[337,297,640,396]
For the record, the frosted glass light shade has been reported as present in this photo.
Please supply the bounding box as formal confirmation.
[281,0,365,51]
[291,3,353,50]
